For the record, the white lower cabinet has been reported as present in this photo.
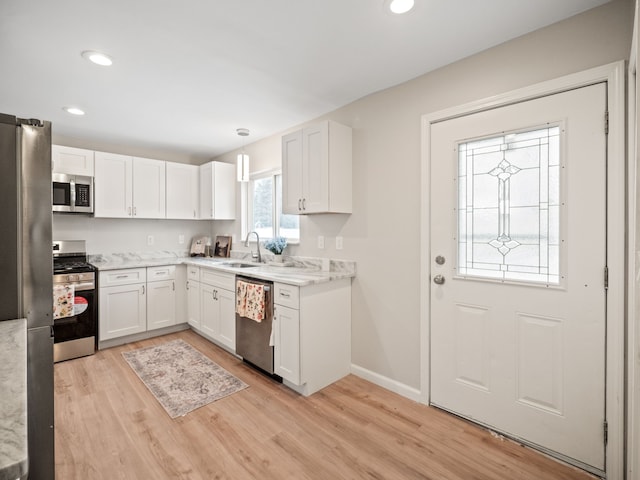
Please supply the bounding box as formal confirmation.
[187,266,236,352]
[200,283,218,338]
[99,265,184,343]
[146,266,177,331]
[99,269,147,341]
[274,304,300,384]
[273,278,351,396]
[186,265,201,329]
[217,289,236,350]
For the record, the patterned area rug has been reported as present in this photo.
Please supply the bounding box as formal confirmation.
[122,339,248,418]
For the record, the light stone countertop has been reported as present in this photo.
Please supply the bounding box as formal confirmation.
[0,318,28,480]
[89,251,356,287]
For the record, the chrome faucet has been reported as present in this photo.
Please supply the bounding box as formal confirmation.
[244,231,262,263]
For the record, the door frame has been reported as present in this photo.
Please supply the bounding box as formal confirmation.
[628,2,639,477]
[420,61,626,478]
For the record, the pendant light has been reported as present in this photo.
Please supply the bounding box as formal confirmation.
[236,128,250,182]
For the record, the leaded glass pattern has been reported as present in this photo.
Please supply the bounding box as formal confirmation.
[457,126,561,285]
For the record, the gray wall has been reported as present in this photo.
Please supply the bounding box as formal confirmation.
[215,0,634,390]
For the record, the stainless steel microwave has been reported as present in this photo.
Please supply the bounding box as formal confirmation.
[52,173,94,214]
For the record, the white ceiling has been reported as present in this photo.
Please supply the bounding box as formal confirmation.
[0,0,610,158]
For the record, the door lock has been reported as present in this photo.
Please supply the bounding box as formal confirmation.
[435,255,445,265]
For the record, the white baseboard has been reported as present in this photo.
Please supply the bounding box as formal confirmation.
[351,364,422,403]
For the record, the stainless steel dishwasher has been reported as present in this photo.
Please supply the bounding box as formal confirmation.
[235,275,277,375]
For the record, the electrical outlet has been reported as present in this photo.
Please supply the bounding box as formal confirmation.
[178,234,185,245]
[147,235,154,246]
[317,235,325,249]
[336,236,343,250]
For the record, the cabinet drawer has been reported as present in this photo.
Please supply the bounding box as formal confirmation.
[99,268,147,287]
[147,265,175,281]
[200,268,235,290]
[274,283,299,309]
[187,265,200,281]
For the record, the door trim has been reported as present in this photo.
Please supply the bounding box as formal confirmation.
[420,61,626,478]
[628,3,639,478]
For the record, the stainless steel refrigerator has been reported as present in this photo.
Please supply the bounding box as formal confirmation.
[0,113,54,479]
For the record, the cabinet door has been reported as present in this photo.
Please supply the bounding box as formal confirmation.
[147,280,176,331]
[198,162,213,219]
[302,122,329,213]
[217,288,236,351]
[52,145,94,176]
[187,280,201,329]
[166,162,199,219]
[282,130,304,214]
[94,152,133,218]
[199,161,236,220]
[174,265,187,325]
[133,157,166,218]
[213,162,236,219]
[274,304,300,384]
[99,283,146,340]
[200,283,220,338]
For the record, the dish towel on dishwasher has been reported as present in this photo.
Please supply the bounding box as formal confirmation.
[53,284,74,319]
[236,280,266,322]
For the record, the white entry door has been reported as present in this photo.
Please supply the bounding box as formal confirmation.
[430,83,607,471]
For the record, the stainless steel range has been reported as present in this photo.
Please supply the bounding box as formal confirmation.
[52,240,97,362]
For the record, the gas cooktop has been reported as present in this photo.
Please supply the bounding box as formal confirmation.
[52,240,96,274]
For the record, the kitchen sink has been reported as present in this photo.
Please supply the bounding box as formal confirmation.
[221,262,259,268]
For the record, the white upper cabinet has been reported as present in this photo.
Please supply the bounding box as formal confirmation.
[94,152,166,218]
[199,161,236,220]
[166,163,199,219]
[132,157,166,218]
[52,145,94,176]
[282,130,304,214]
[94,152,133,218]
[282,120,352,214]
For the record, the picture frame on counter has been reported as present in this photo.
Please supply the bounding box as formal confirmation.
[214,235,232,257]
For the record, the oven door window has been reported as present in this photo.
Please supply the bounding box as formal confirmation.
[53,289,96,343]
[52,182,71,206]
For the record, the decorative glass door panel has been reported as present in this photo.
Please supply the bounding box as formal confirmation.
[457,126,561,285]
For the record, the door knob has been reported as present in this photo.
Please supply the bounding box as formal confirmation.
[433,274,445,285]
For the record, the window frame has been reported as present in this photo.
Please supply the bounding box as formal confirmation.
[241,169,300,244]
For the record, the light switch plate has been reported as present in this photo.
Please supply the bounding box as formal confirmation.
[147,235,154,246]
[178,234,185,244]
[317,235,325,249]
[336,236,343,250]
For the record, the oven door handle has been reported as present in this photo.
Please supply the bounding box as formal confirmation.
[54,316,79,325]
[55,281,95,292]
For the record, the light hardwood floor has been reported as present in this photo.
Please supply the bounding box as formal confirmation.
[54,330,596,480]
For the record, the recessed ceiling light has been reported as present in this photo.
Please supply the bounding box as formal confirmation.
[63,107,85,116]
[386,0,415,14]
[81,50,113,66]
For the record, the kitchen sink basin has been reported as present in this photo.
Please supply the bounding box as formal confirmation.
[221,262,259,268]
